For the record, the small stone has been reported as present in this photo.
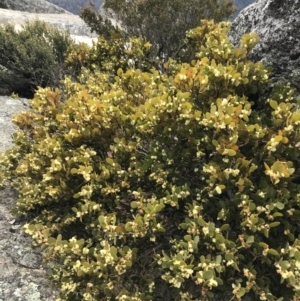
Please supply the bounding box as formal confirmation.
[19,253,42,269]
[9,225,21,233]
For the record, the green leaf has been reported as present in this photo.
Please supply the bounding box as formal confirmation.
[215,277,223,285]
[264,228,269,238]
[237,287,246,297]
[246,235,254,244]
[215,186,222,194]
[125,260,132,267]
[197,218,206,227]
[216,234,225,243]
[203,270,214,280]
[269,222,280,228]
[48,237,56,245]
[27,224,35,232]
[130,201,139,209]
[70,168,78,174]
[294,251,300,261]
[206,291,214,298]
[220,224,229,231]
[212,139,218,147]
[251,225,257,232]
[268,249,279,256]
[251,217,258,225]
[184,235,191,241]
[289,274,296,285]
[276,202,284,210]
[225,253,233,261]
[259,242,268,249]
[249,203,256,211]
[216,255,222,264]
[77,269,84,277]
[106,157,114,165]
[110,246,118,259]
[125,223,132,232]
[227,149,236,156]
[269,100,278,110]
[208,223,215,232]
[98,215,106,226]
[57,234,62,243]
[72,207,78,213]
[280,260,290,270]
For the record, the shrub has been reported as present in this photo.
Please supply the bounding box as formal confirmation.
[65,36,153,79]
[0,20,75,98]
[1,20,300,301]
[82,0,236,60]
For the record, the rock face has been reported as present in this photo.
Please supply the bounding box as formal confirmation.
[230,0,300,93]
[0,0,70,14]
[47,0,103,15]
[0,8,96,37]
[0,96,59,301]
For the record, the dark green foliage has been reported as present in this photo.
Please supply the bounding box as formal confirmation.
[0,0,8,9]
[0,20,75,98]
[79,2,121,41]
[81,0,236,60]
[65,36,153,79]
[38,0,253,16]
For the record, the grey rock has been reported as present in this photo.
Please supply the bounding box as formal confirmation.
[0,0,71,14]
[0,98,58,301]
[47,0,103,15]
[229,0,300,93]
[0,9,93,37]
[0,97,29,152]
[9,225,21,233]
[19,253,42,269]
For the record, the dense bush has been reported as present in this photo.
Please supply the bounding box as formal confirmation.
[81,0,236,60]
[65,36,153,79]
[0,20,75,97]
[1,20,300,301]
